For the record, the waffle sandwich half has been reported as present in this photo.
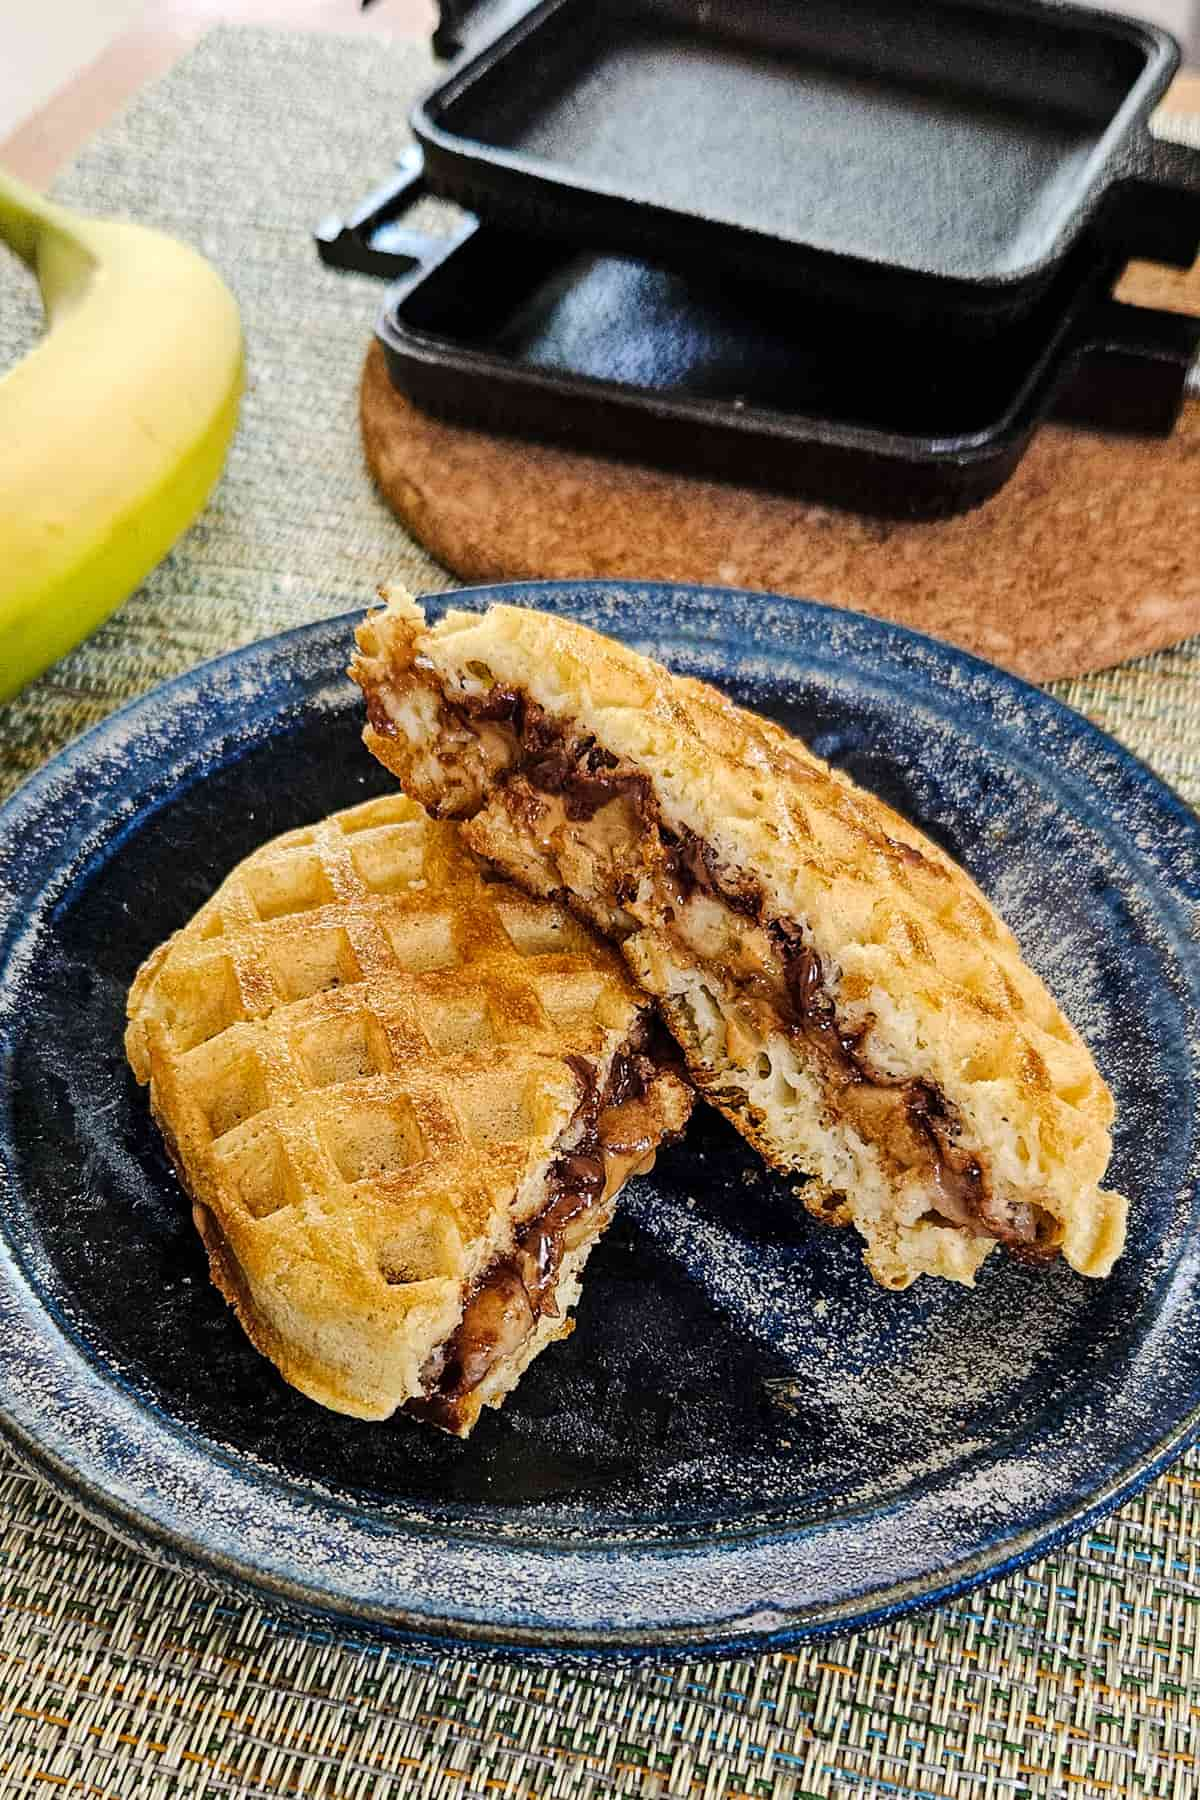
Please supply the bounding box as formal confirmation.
[351,590,1126,1292]
[126,795,691,1433]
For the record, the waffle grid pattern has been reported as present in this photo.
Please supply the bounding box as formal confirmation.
[3,25,1200,1799]
[126,794,637,1413]
[372,599,1119,1287]
[133,796,626,1263]
[387,603,1112,1131]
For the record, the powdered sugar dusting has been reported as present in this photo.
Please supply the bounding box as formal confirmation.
[1,587,1199,1654]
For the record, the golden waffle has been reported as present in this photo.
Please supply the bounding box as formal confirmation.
[351,590,1126,1291]
[127,795,692,1433]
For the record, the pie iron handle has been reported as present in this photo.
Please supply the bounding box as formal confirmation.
[314,148,470,279]
[1051,297,1200,436]
[1100,127,1200,270]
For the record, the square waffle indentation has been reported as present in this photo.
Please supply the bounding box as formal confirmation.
[322,1100,426,1185]
[244,849,335,922]
[538,970,612,1028]
[161,954,243,1053]
[185,1038,270,1140]
[293,1011,387,1089]
[496,900,591,958]
[219,1127,300,1220]
[378,1205,464,1284]
[420,993,497,1055]
[349,823,427,894]
[454,1073,534,1149]
[269,925,361,1002]
[383,912,458,974]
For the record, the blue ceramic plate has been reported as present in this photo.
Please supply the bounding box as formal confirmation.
[1,582,1199,1661]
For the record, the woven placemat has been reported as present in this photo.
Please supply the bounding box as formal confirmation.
[3,27,1200,1800]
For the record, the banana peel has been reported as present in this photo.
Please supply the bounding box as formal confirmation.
[0,169,244,703]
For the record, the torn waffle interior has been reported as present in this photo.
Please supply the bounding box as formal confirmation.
[351,593,1126,1292]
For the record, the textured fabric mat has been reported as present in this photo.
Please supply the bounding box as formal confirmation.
[3,27,1200,1800]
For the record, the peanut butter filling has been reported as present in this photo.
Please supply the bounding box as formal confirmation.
[366,661,1061,1267]
[405,1038,670,1432]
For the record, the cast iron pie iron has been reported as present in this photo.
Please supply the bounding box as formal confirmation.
[318,155,1200,518]
[412,0,1200,335]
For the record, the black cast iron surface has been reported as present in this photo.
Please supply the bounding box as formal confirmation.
[414,0,1200,331]
[370,214,1199,516]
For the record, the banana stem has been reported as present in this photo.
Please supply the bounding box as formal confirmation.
[0,166,62,269]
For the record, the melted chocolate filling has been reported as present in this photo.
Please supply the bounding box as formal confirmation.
[364,688,400,740]
[768,934,1032,1249]
[662,824,761,919]
[440,693,1057,1264]
[372,659,1055,1265]
[406,1034,664,1430]
[456,687,654,825]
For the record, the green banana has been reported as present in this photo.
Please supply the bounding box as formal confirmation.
[0,169,244,703]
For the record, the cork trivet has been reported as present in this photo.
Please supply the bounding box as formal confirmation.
[361,240,1200,684]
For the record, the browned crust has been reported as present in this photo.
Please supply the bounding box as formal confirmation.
[348,598,1125,1286]
[157,1100,348,1414]
[192,1199,288,1374]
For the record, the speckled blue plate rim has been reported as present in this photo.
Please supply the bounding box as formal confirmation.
[3,1394,1200,1668]
[0,580,1198,1661]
